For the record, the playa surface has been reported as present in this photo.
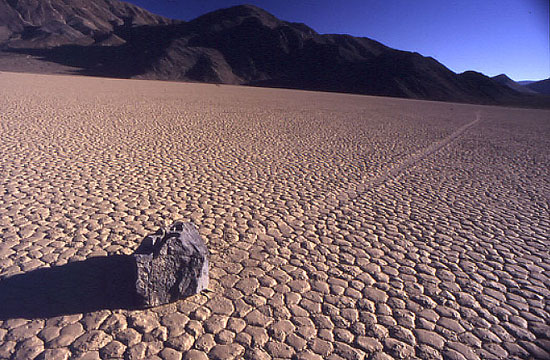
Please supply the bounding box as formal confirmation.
[0,71,548,359]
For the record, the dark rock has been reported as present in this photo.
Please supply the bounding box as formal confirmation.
[133,221,209,308]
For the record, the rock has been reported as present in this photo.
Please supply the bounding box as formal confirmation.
[134,221,209,307]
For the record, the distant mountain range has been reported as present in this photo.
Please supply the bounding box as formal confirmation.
[491,74,537,94]
[523,79,550,95]
[1,0,548,106]
[492,74,550,95]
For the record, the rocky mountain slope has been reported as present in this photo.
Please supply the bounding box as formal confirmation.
[0,0,172,48]
[525,78,550,95]
[492,74,538,94]
[1,1,546,106]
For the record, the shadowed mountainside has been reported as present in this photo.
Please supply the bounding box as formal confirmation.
[1,1,548,106]
[492,74,538,94]
[525,78,550,95]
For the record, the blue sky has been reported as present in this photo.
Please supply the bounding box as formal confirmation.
[126,0,549,81]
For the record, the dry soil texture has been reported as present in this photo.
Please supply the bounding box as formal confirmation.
[0,72,549,360]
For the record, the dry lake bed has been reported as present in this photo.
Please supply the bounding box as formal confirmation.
[0,71,549,359]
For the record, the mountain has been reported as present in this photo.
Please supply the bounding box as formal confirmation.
[525,79,550,95]
[491,74,538,94]
[0,1,546,107]
[97,5,521,104]
[0,0,173,49]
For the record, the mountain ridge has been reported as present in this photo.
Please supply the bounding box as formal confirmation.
[525,78,550,95]
[1,1,548,107]
[0,0,174,48]
[491,74,538,94]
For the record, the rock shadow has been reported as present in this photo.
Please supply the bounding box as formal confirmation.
[0,255,139,320]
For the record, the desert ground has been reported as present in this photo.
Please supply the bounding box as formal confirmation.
[0,71,548,360]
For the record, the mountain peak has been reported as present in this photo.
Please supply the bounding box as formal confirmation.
[493,74,512,81]
[205,4,277,18]
[189,4,283,30]
[491,73,538,95]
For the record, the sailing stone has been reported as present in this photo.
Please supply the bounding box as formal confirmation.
[133,221,209,307]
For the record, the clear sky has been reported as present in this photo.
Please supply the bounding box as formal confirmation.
[126,0,550,81]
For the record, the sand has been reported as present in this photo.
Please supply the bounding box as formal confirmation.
[0,71,549,359]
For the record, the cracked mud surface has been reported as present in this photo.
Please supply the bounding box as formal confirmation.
[0,72,549,359]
